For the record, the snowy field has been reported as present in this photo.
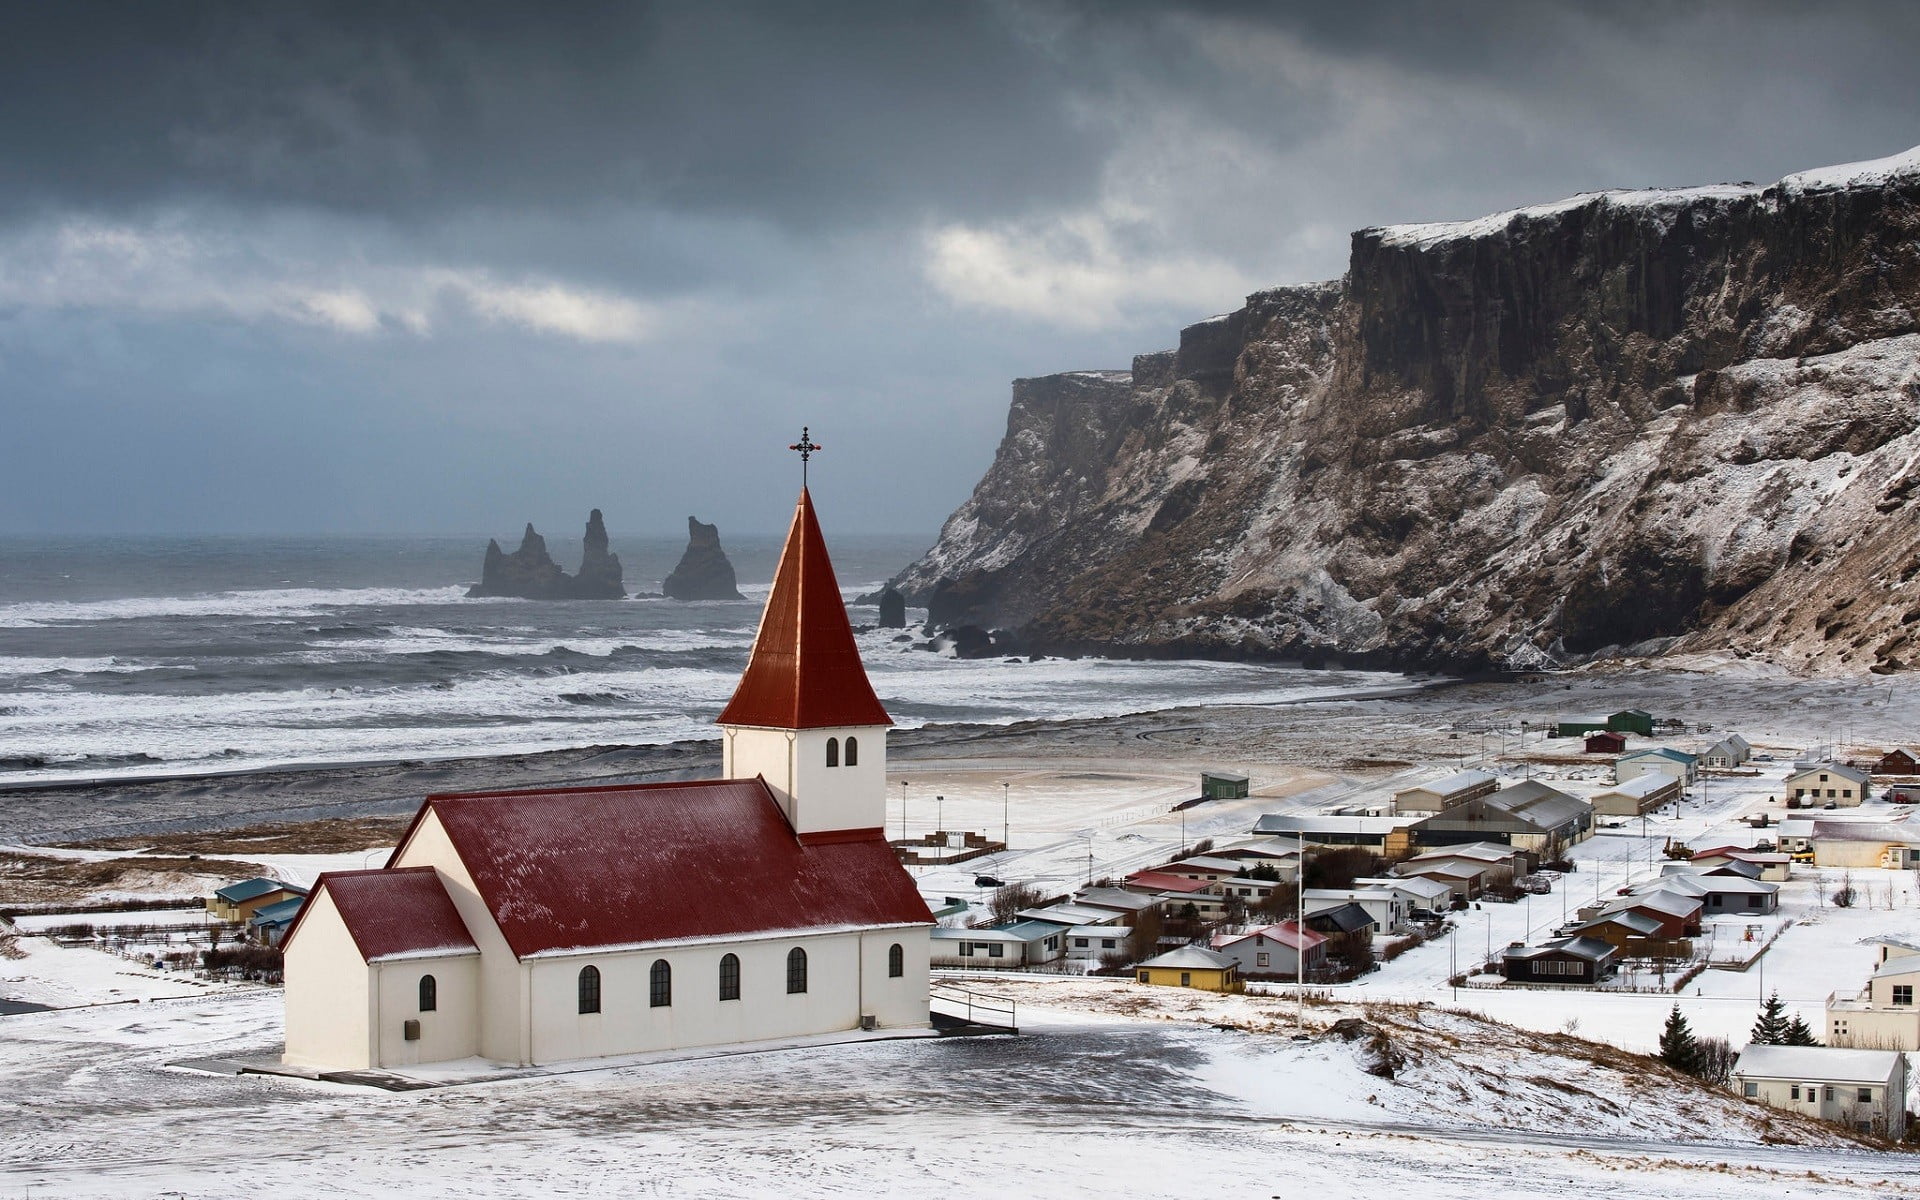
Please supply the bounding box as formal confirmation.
[3,983,1919,1198]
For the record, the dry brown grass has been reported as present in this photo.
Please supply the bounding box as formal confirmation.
[62,814,407,856]
[0,852,268,907]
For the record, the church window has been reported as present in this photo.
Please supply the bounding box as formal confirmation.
[888,942,904,978]
[787,946,809,994]
[826,737,839,767]
[578,965,602,1014]
[418,974,437,1012]
[845,736,858,766]
[650,959,672,1008]
[719,953,741,1001]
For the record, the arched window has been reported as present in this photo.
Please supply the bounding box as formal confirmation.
[887,942,903,979]
[578,965,601,1014]
[719,952,741,1001]
[825,737,839,767]
[419,974,438,1012]
[845,736,858,767]
[649,959,672,1008]
[786,946,809,994]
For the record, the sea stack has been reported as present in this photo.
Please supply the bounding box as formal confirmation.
[467,510,625,599]
[662,516,744,600]
[878,583,907,628]
[468,523,568,598]
[567,508,626,599]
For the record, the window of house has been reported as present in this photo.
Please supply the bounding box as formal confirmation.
[1859,1087,1874,1103]
[786,947,808,994]
[578,965,601,1014]
[888,942,904,978]
[1137,970,1149,982]
[826,737,839,767]
[845,736,858,766]
[419,974,437,1012]
[1895,985,1914,1006]
[1101,939,1116,949]
[1744,1082,1758,1097]
[1180,972,1192,987]
[959,941,974,956]
[987,943,1004,958]
[1256,952,1270,967]
[1790,1084,1800,1100]
[719,953,741,1001]
[650,959,672,1008]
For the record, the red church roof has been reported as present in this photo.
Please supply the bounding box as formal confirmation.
[717,488,891,730]
[391,778,930,958]
[286,866,478,961]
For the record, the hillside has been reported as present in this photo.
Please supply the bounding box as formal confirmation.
[898,148,1920,674]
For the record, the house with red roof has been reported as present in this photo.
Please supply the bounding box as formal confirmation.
[281,489,935,1072]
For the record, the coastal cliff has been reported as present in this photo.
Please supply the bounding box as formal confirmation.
[899,148,1920,675]
[662,517,744,601]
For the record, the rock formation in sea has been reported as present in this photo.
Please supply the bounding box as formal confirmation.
[569,509,626,599]
[468,510,625,599]
[877,584,908,628]
[662,517,744,601]
[897,146,1920,675]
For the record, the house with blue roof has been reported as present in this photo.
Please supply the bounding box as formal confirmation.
[1614,747,1698,786]
[206,877,308,923]
[247,895,309,945]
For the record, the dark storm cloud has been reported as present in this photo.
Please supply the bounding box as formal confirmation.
[3,1,1919,536]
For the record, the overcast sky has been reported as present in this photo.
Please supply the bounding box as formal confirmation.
[3,1,1916,538]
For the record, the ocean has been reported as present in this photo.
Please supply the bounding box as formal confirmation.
[0,533,1409,785]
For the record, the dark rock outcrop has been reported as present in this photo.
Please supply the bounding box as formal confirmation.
[468,510,625,599]
[897,147,1920,675]
[569,509,626,599]
[878,583,908,628]
[662,517,744,601]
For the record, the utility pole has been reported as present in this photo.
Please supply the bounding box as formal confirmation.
[899,780,909,842]
[935,794,944,838]
[1001,781,1010,849]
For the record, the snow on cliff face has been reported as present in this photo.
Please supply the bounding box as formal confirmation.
[898,148,1920,674]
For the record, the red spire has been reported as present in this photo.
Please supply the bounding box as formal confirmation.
[717,489,892,729]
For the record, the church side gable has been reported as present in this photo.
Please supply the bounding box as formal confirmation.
[282,888,373,1070]
[389,804,526,1064]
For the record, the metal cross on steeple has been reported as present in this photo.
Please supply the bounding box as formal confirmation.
[788,426,822,487]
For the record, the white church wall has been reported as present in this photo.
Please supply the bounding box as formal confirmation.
[372,954,481,1068]
[525,931,872,1065]
[281,889,373,1070]
[859,928,930,1029]
[723,726,798,821]
[391,809,530,1064]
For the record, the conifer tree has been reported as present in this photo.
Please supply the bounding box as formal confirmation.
[1659,1004,1700,1074]
[1783,1013,1819,1046]
[1751,990,1793,1045]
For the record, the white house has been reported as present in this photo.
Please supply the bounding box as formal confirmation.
[1392,769,1498,815]
[1063,925,1132,967]
[1302,886,1407,934]
[1786,762,1871,807]
[282,489,934,1072]
[1701,734,1753,768]
[1827,954,1920,1050]
[1615,748,1699,786]
[1209,921,1327,979]
[1732,1045,1908,1137]
[1352,875,1454,918]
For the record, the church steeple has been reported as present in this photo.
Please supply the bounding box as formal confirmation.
[719,486,891,837]
[717,488,892,730]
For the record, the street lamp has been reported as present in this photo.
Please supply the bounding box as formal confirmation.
[936,794,944,837]
[1001,781,1010,849]
[899,780,909,841]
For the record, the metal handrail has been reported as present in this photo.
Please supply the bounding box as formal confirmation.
[929,981,1018,1029]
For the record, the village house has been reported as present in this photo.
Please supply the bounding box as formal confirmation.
[1303,886,1408,935]
[1687,846,1792,882]
[1651,867,1779,915]
[1786,762,1871,807]
[1393,859,1483,901]
[247,894,307,945]
[1200,770,1250,800]
[1774,818,1817,857]
[1551,710,1655,738]
[1015,903,1120,929]
[1163,854,1257,883]
[1352,875,1454,920]
[1302,902,1375,939]
[208,878,308,923]
[1826,954,1920,1051]
[1567,909,1667,950]
[1215,874,1285,909]
[1063,926,1132,968]
[1589,887,1703,938]
[1392,769,1498,815]
[1135,946,1242,992]
[1250,813,1421,852]
[280,489,933,1073]
[930,927,1030,968]
[1071,888,1160,921]
[1500,936,1618,985]
[1700,734,1754,769]
[1583,730,1627,754]
[1399,841,1531,879]
[1406,781,1591,854]
[1614,747,1699,786]
[1210,921,1327,980]
[1875,746,1920,776]
[1732,1045,1908,1137]
[1120,870,1227,918]
[1589,773,1681,818]
[1810,819,1920,869]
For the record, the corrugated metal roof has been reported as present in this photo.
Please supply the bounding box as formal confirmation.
[393,778,932,958]
[213,877,302,903]
[287,867,477,961]
[1734,1045,1903,1084]
[1139,945,1237,970]
[716,489,892,730]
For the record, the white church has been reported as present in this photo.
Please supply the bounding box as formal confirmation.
[281,487,934,1071]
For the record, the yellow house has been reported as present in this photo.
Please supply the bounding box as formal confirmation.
[1135,946,1243,993]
